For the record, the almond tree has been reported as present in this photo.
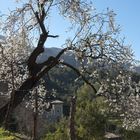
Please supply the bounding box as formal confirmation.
[0,27,30,126]
[99,69,140,130]
[0,0,133,125]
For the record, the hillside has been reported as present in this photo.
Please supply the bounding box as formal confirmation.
[37,48,82,99]
[37,47,79,67]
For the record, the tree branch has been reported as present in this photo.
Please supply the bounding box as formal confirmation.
[27,33,48,76]
[59,62,97,93]
[47,34,59,38]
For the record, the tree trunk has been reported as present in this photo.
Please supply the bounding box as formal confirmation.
[0,77,38,124]
[69,96,77,140]
[32,88,38,140]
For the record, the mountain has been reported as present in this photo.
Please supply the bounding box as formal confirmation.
[0,35,5,43]
[36,47,85,100]
[37,47,140,74]
[133,65,140,74]
[37,47,79,67]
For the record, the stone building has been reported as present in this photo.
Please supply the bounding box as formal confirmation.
[43,100,63,122]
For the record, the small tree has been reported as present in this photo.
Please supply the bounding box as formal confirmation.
[76,84,107,140]
[0,28,29,127]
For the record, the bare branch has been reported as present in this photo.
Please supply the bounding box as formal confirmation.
[47,34,59,38]
[55,47,68,59]
[37,56,59,79]
[59,62,97,93]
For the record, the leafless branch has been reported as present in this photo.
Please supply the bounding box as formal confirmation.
[59,61,97,93]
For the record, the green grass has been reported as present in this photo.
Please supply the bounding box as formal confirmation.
[0,128,15,140]
[0,127,31,140]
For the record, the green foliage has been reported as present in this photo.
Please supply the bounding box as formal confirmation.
[42,118,70,140]
[0,127,30,140]
[121,129,140,140]
[76,84,108,140]
[43,84,108,140]
[46,67,81,100]
[0,127,17,140]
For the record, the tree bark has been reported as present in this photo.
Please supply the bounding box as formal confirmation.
[69,96,77,140]
[32,88,38,140]
[0,77,38,124]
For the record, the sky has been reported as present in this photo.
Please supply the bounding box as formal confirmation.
[94,0,140,61]
[0,0,140,60]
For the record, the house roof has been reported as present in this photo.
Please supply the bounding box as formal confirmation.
[104,132,121,138]
[51,100,63,104]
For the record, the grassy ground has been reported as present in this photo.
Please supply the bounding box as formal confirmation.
[0,128,31,140]
[0,127,16,140]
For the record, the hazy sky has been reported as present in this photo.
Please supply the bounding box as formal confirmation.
[0,0,140,60]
